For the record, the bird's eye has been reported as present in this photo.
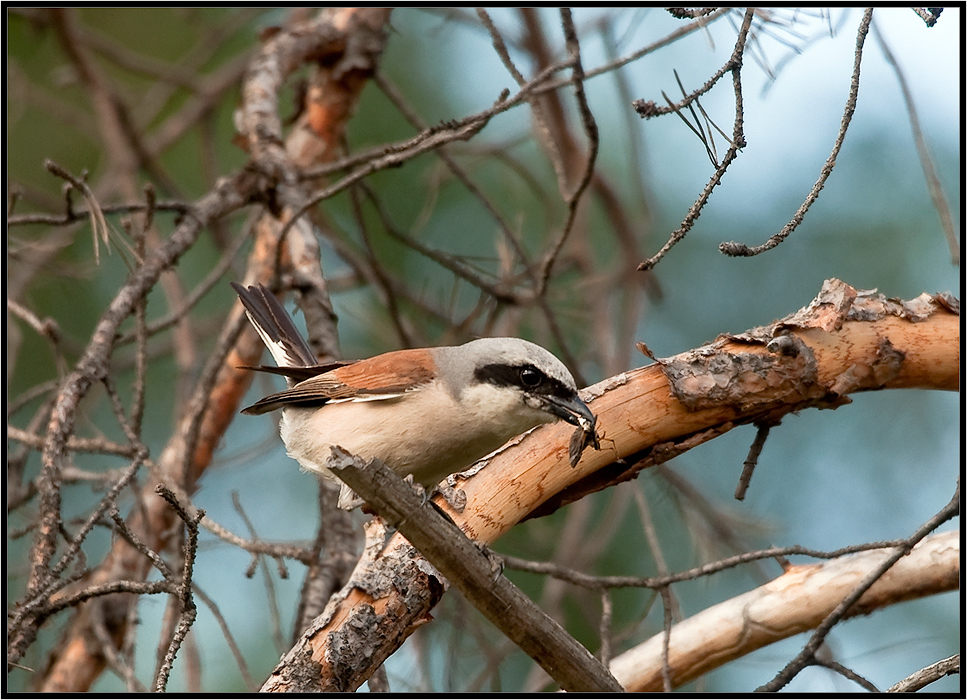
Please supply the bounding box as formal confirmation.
[519,367,543,388]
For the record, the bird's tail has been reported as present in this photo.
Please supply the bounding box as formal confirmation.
[231,282,318,369]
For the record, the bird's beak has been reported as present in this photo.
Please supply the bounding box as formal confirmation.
[543,394,597,431]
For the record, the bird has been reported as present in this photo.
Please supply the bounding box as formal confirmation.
[232,282,597,509]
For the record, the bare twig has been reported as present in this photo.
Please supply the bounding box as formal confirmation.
[501,533,936,592]
[719,8,874,258]
[638,8,755,271]
[199,515,314,564]
[152,484,205,692]
[8,8,958,694]
[734,420,774,500]
[888,653,959,692]
[7,200,191,227]
[633,476,680,693]
[43,160,118,266]
[812,656,880,692]
[6,298,67,377]
[666,8,719,20]
[114,223,251,345]
[910,7,943,27]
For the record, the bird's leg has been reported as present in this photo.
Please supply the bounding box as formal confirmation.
[400,473,432,505]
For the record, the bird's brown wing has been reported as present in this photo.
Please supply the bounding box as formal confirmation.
[241,348,436,414]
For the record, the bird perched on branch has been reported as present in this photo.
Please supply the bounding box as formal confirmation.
[232,283,597,509]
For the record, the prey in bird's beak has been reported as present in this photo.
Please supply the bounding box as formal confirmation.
[542,394,601,467]
[542,393,595,430]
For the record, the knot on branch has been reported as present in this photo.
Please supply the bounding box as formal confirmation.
[719,240,754,256]
[632,99,661,119]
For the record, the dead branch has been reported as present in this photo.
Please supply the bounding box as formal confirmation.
[610,529,959,691]
[758,482,959,690]
[315,447,624,693]
[888,653,960,692]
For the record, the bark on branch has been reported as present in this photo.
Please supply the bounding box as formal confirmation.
[320,448,624,693]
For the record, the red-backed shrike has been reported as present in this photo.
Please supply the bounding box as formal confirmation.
[233,282,596,508]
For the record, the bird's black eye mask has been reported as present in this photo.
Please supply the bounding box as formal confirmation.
[474,363,574,399]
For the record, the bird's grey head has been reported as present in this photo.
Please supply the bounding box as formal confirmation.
[435,337,594,430]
